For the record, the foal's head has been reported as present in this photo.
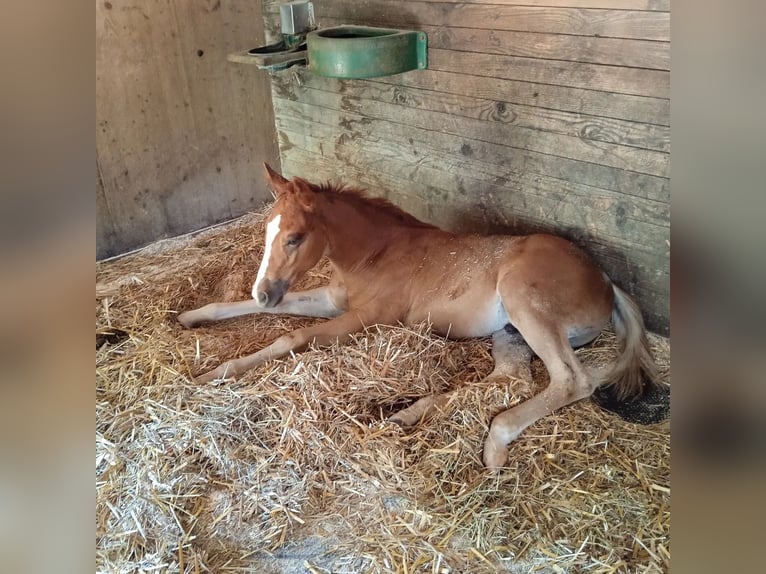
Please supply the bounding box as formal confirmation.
[252,164,327,307]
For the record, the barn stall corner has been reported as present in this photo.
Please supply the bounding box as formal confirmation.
[97,1,670,573]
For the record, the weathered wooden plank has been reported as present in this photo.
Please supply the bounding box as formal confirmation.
[275,111,669,225]
[382,0,670,10]
[263,21,669,119]
[273,73,669,153]
[374,70,669,126]
[281,145,447,224]
[281,147,669,333]
[281,13,669,70]
[97,157,118,260]
[268,0,671,11]
[272,91,669,202]
[275,87,670,203]
[276,121,669,251]
[96,0,279,258]
[427,49,669,98]
[424,25,669,70]
[266,15,669,95]
[271,85,669,177]
[265,1,670,40]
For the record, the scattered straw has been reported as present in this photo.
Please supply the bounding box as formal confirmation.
[96,209,670,573]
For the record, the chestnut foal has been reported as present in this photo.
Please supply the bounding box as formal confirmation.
[179,164,657,468]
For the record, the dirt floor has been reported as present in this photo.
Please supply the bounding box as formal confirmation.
[96,211,670,573]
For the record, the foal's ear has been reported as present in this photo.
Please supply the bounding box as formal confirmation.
[292,177,316,212]
[263,162,289,194]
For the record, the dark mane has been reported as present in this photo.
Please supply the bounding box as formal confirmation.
[313,181,436,229]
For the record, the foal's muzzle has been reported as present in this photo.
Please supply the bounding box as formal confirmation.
[254,278,289,308]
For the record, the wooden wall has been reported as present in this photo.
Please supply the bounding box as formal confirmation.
[263,0,670,333]
[96,0,280,259]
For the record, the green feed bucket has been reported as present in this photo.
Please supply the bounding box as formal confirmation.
[307,26,427,79]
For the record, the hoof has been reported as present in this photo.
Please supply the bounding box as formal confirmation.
[194,364,233,384]
[388,412,416,428]
[194,370,218,384]
[389,401,427,427]
[177,311,199,329]
[482,436,509,469]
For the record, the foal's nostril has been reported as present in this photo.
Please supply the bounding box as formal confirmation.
[257,291,269,306]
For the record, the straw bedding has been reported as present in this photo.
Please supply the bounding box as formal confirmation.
[96,210,670,573]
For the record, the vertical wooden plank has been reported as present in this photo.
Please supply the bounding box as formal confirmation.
[96,0,279,258]
[96,156,118,260]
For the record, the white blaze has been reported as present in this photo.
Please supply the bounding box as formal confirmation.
[253,214,281,300]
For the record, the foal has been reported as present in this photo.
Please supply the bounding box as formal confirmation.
[179,164,658,468]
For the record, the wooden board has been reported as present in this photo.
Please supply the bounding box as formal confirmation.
[421,25,670,70]
[96,0,280,259]
[426,49,669,99]
[273,73,670,153]
[272,82,669,178]
[272,91,668,202]
[268,13,669,70]
[394,0,670,9]
[375,71,670,127]
[265,1,670,40]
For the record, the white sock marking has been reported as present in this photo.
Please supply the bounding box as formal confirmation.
[253,214,281,300]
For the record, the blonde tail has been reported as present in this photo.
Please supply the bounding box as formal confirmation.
[602,284,659,401]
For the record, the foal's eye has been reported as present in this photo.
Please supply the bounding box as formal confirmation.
[286,234,304,247]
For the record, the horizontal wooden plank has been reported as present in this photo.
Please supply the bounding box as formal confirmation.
[424,25,669,70]
[265,1,670,40]
[272,17,671,105]
[267,0,671,11]
[280,147,668,333]
[274,83,670,203]
[373,70,669,126]
[278,98,669,238]
[276,119,669,247]
[281,14,669,70]
[380,1,670,10]
[274,73,669,153]
[271,83,669,177]
[257,23,670,123]
[272,86,669,201]
[380,69,669,126]
[427,49,669,99]
[275,99,669,207]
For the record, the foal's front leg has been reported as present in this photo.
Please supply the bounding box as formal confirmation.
[178,286,346,327]
[194,311,365,383]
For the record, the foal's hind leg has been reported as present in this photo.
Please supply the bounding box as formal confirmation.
[483,314,598,468]
[486,326,533,392]
[389,327,533,428]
